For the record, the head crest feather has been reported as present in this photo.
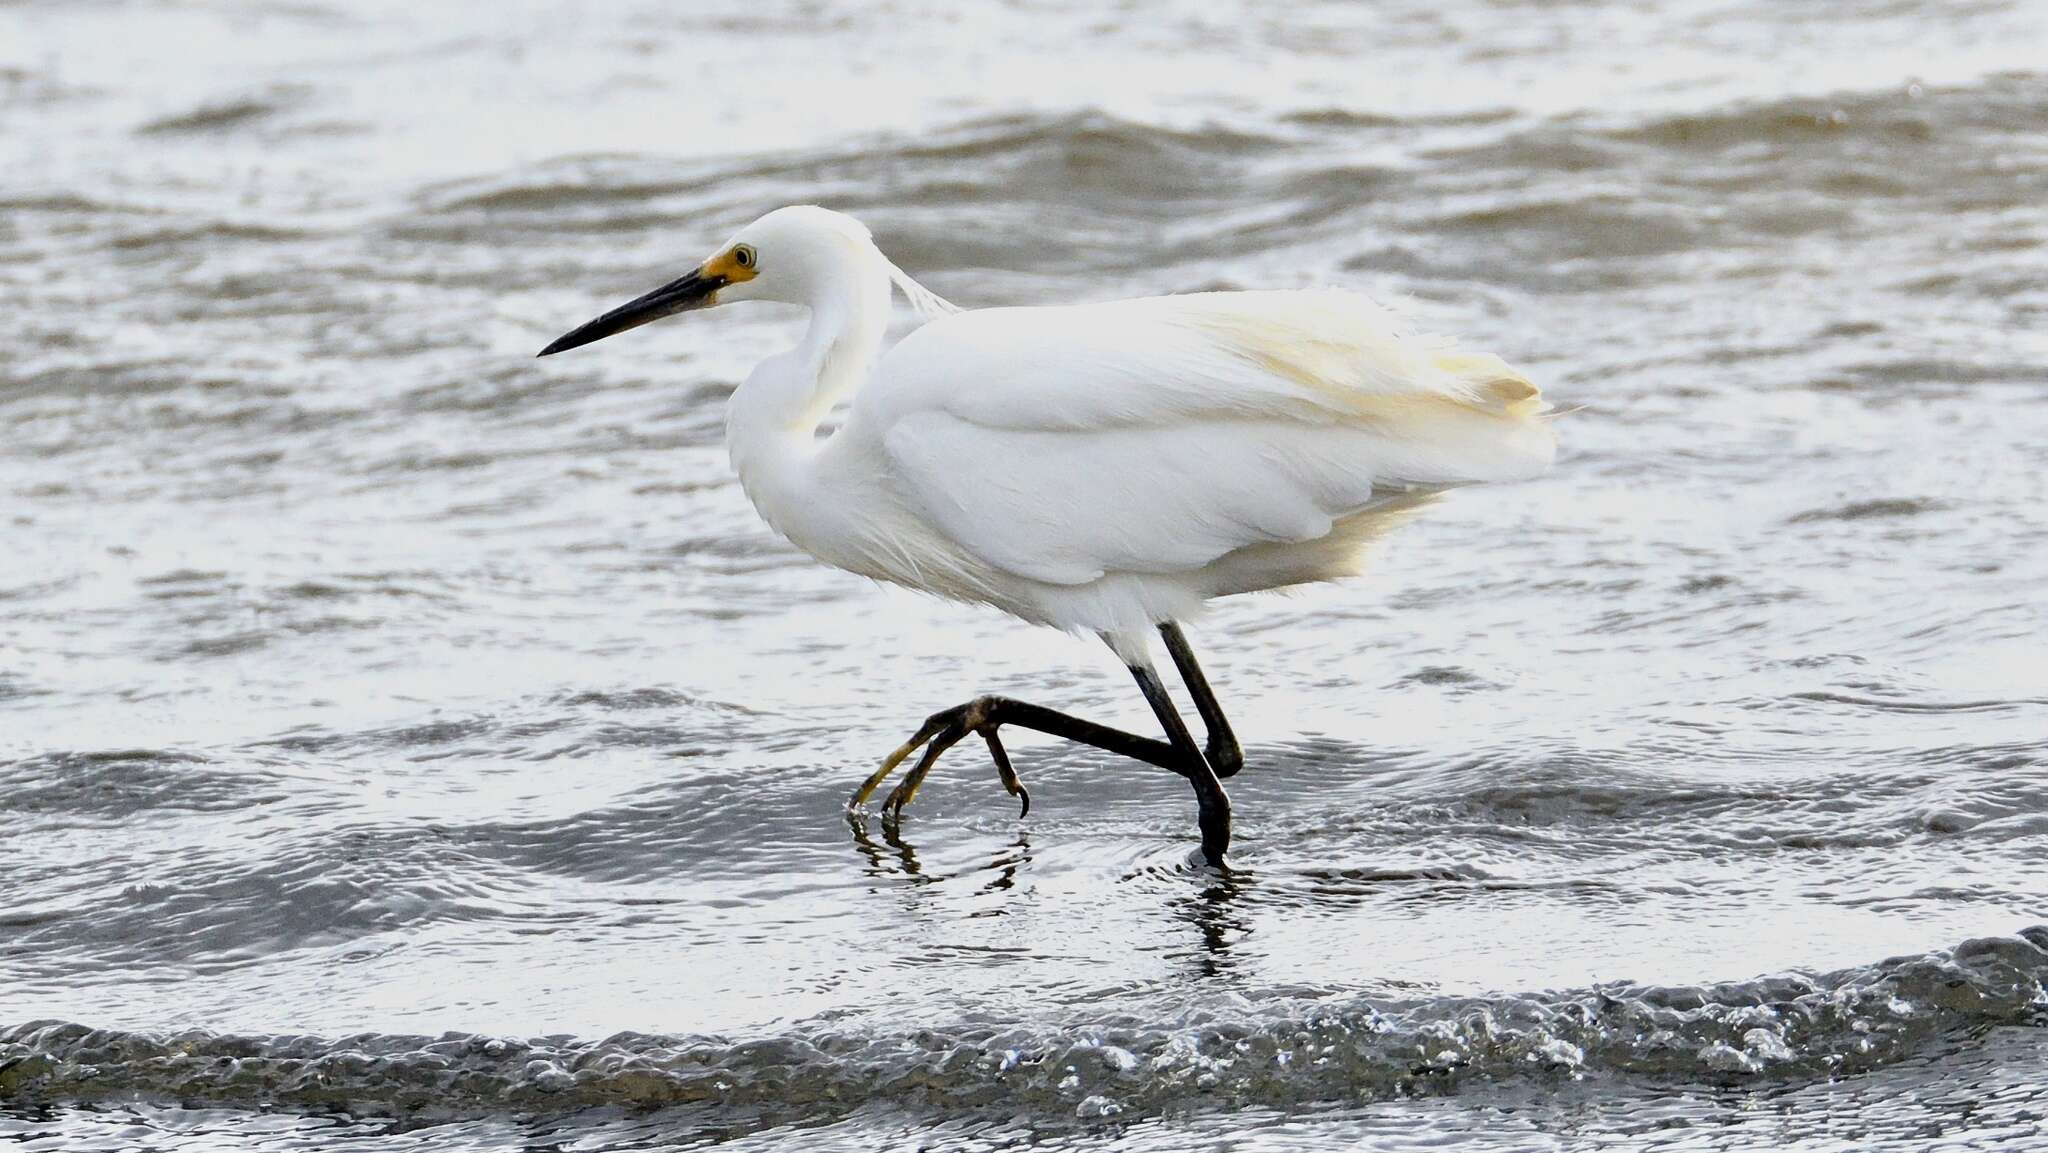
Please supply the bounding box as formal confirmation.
[886,260,961,323]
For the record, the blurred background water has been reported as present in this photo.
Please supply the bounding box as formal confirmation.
[3,0,2047,1148]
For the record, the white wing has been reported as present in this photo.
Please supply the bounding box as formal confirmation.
[859,290,1556,587]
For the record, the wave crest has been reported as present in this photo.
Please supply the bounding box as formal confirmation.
[4,929,2042,1121]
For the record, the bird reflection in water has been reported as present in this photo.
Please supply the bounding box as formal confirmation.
[1171,871,1253,979]
[847,811,1032,896]
[851,806,1250,975]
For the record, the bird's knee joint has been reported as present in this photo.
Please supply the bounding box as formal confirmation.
[1209,744,1245,778]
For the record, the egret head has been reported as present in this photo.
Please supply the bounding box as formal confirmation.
[537,206,879,356]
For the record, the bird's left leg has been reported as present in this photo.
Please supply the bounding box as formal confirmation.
[853,695,1191,819]
[855,683,1228,863]
[854,698,1032,823]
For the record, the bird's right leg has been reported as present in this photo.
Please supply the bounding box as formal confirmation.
[1124,660,1232,865]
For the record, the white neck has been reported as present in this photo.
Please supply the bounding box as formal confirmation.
[725,245,891,543]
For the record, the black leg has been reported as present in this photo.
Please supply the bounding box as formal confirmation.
[852,694,1195,818]
[1126,661,1232,864]
[852,663,1234,864]
[1159,622,1244,779]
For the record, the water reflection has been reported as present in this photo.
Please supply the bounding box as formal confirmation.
[1169,871,1254,979]
[846,812,1033,898]
[977,834,1032,896]
[847,811,928,881]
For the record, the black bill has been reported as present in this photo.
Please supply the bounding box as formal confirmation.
[537,267,724,357]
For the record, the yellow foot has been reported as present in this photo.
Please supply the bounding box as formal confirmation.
[845,697,1029,821]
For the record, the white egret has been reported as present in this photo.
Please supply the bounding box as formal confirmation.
[540,205,1555,864]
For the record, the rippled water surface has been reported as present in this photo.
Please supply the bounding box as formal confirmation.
[4,0,2047,1148]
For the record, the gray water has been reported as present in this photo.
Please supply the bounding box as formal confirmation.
[4,0,2047,1148]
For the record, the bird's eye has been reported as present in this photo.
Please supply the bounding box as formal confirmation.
[733,244,757,270]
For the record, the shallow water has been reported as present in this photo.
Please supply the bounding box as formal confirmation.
[4,0,2047,1148]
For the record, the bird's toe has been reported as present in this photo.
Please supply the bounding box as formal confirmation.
[977,725,1030,819]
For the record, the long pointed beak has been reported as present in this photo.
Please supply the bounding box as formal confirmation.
[537,266,724,357]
